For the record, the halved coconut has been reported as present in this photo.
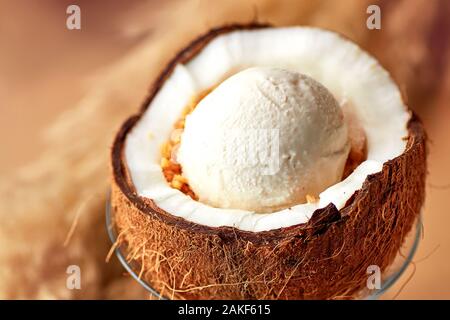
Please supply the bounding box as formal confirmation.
[111,24,427,299]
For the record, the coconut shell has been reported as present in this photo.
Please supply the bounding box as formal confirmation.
[110,24,427,299]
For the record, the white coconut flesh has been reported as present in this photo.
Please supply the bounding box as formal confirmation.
[125,27,410,232]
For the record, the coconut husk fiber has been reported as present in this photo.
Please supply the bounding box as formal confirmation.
[0,0,447,299]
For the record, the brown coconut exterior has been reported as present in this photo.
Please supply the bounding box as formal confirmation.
[110,24,427,300]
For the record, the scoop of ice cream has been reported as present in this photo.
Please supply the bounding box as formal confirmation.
[177,67,349,212]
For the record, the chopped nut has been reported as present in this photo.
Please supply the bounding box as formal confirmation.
[173,174,188,184]
[160,142,171,158]
[306,194,317,203]
[171,179,183,190]
[161,157,170,169]
[164,171,175,181]
[160,89,213,200]
[174,119,185,129]
[171,130,182,144]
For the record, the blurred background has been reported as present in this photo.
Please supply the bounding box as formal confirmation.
[0,0,449,299]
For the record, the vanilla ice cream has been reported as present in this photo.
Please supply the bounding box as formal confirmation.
[177,67,350,212]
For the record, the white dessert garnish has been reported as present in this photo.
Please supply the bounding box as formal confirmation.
[177,67,350,212]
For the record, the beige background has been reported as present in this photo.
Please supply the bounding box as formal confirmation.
[0,0,449,299]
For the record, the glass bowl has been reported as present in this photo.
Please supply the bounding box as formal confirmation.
[105,193,421,300]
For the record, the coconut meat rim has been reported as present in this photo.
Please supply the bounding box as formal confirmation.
[124,27,410,232]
